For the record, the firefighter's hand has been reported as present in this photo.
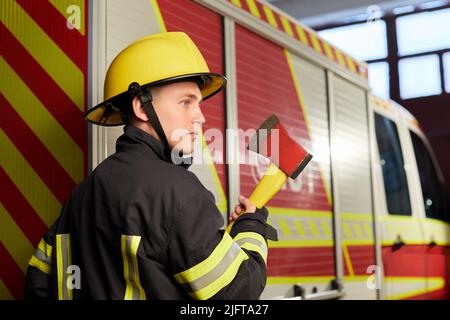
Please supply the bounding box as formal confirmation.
[229,195,256,222]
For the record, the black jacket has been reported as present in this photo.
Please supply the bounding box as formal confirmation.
[24,126,277,300]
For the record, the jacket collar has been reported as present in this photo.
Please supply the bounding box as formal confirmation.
[116,125,192,169]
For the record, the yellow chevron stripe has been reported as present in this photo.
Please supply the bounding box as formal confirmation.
[363,224,373,238]
[1,58,84,183]
[334,48,347,67]
[0,279,14,300]
[230,0,242,7]
[322,41,336,61]
[1,0,84,111]
[48,0,85,36]
[0,129,61,227]
[262,5,278,28]
[0,203,34,273]
[320,220,332,236]
[246,0,261,18]
[309,33,323,54]
[278,219,292,237]
[345,55,357,73]
[280,16,294,37]
[353,223,363,238]
[294,220,306,236]
[343,223,352,238]
[307,219,320,237]
[295,25,309,45]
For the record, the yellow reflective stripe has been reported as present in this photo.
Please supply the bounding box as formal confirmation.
[234,232,268,263]
[121,236,132,300]
[56,235,64,300]
[130,236,147,300]
[121,235,147,300]
[28,237,53,275]
[189,250,249,300]
[174,232,234,285]
[240,243,266,264]
[56,234,72,300]
[67,235,73,300]
[29,255,51,275]
[38,239,53,257]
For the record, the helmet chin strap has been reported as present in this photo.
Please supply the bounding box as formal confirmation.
[128,82,172,159]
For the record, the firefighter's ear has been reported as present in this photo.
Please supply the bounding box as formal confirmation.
[132,96,149,122]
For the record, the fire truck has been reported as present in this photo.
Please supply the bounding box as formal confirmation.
[1,0,449,300]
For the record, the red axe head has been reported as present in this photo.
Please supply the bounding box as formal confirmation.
[248,114,313,179]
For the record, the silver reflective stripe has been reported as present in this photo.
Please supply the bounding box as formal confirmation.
[182,242,243,293]
[56,233,72,300]
[235,237,268,258]
[121,235,146,300]
[34,247,52,265]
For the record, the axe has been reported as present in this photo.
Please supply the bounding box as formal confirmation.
[226,114,313,233]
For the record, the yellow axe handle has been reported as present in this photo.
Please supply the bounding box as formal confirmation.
[226,162,288,233]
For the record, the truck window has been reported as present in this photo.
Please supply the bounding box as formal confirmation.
[374,113,412,215]
[410,131,450,222]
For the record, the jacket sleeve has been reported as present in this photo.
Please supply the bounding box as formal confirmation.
[24,221,58,300]
[24,234,54,299]
[167,190,278,300]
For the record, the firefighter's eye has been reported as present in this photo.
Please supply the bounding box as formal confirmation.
[181,100,191,108]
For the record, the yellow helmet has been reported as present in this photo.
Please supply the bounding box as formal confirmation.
[85,32,226,126]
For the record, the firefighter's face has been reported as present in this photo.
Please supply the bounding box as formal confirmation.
[152,81,206,154]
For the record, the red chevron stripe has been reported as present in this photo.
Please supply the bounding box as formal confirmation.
[254,0,269,25]
[272,11,284,32]
[16,0,87,72]
[0,23,87,151]
[289,20,298,40]
[1,94,77,204]
[0,242,24,300]
[0,168,47,246]
[317,39,328,59]
[302,29,314,49]
[239,0,250,12]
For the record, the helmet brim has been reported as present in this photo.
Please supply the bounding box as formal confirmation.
[85,73,226,126]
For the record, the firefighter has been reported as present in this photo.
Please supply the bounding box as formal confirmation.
[24,32,277,300]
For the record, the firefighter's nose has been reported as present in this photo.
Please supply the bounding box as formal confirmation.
[193,106,206,124]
